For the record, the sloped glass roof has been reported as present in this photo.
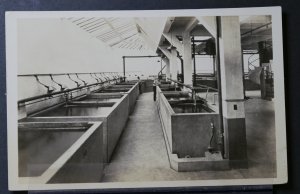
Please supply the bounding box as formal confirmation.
[64,17,150,50]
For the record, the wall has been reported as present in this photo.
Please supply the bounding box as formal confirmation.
[17,18,158,75]
[17,18,158,104]
[18,19,117,74]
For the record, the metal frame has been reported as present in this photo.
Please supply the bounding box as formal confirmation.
[122,55,161,79]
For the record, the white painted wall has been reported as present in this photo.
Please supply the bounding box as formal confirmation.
[17,18,162,102]
[17,18,157,76]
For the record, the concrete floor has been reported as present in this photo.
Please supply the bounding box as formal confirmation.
[102,91,276,182]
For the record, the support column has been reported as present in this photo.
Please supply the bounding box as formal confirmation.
[218,16,247,168]
[182,32,193,86]
[162,57,170,79]
[169,48,179,80]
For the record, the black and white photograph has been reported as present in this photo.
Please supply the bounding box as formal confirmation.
[5,7,287,191]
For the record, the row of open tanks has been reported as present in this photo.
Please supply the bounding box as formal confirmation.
[156,80,229,171]
[18,77,229,183]
[18,81,141,184]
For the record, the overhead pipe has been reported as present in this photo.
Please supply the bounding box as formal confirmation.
[18,77,118,104]
[101,73,110,81]
[94,73,103,82]
[90,73,100,82]
[34,75,55,94]
[49,74,66,91]
[76,73,87,86]
[19,82,98,105]
[122,55,161,82]
[241,22,272,37]
[18,72,123,77]
[67,74,81,87]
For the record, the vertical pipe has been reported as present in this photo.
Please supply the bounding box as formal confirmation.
[122,56,126,82]
[258,41,267,99]
[213,55,216,77]
[216,16,225,158]
[160,57,162,74]
[180,57,184,83]
[177,51,184,83]
[241,51,246,98]
[192,36,196,86]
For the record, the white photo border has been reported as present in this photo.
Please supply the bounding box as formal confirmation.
[6,6,287,191]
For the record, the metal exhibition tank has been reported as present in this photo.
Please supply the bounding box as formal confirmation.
[18,121,104,184]
[156,86,229,172]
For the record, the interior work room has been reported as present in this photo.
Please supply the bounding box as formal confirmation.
[15,14,276,184]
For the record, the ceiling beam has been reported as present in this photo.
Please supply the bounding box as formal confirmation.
[135,23,157,50]
[162,33,183,54]
[196,16,217,37]
[158,46,172,59]
[184,17,199,32]
[163,17,175,33]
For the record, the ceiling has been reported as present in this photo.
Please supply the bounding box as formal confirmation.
[65,15,272,53]
[64,17,150,50]
[160,15,272,52]
[240,15,272,50]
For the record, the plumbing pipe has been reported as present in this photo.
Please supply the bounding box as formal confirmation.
[34,75,55,94]
[50,74,66,91]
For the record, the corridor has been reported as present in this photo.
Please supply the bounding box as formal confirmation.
[102,92,276,182]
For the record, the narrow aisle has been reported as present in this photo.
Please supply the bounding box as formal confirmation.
[102,92,245,182]
[102,92,173,182]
